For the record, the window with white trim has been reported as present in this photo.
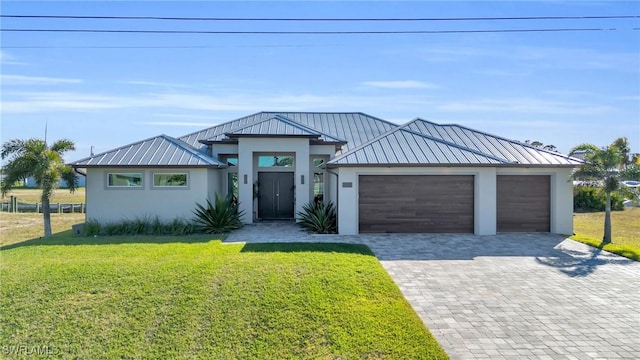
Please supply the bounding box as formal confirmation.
[153,173,188,187]
[107,173,143,187]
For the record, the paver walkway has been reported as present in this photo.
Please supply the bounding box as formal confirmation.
[225,223,640,359]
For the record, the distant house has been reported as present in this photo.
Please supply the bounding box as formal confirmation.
[24,175,86,189]
[71,112,581,235]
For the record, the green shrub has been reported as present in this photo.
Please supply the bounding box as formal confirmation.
[82,217,195,236]
[192,195,244,234]
[84,219,101,236]
[297,201,337,234]
[574,186,624,212]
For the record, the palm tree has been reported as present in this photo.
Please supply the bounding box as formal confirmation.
[569,141,623,244]
[612,137,630,169]
[1,138,78,238]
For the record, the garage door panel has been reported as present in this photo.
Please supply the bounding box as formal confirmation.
[497,175,550,232]
[359,175,474,233]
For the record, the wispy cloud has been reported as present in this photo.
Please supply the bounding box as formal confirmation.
[0,51,28,66]
[124,80,193,89]
[436,97,616,115]
[1,90,619,121]
[151,113,224,120]
[419,45,639,72]
[474,69,531,77]
[361,80,438,89]
[137,121,216,127]
[2,74,82,85]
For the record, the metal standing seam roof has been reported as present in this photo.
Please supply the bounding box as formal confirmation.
[405,118,583,166]
[328,119,583,167]
[178,111,396,151]
[71,134,225,167]
[201,115,347,144]
[327,126,506,166]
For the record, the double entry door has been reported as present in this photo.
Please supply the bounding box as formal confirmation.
[257,172,294,219]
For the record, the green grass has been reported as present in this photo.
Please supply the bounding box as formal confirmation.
[1,187,86,204]
[1,234,447,359]
[0,213,85,246]
[572,207,640,261]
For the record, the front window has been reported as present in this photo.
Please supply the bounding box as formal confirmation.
[313,172,324,204]
[258,155,294,167]
[312,157,327,204]
[227,173,238,201]
[107,173,143,187]
[153,173,188,187]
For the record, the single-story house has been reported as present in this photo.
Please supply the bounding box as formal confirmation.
[71,112,581,235]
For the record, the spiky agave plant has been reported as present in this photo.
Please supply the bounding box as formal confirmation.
[193,194,244,234]
[297,201,337,234]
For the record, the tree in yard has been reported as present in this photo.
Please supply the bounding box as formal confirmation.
[524,140,557,152]
[569,140,624,244]
[611,137,630,169]
[1,138,78,238]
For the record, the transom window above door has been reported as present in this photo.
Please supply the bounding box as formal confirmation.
[258,155,294,167]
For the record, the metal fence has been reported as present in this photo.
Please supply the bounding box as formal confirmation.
[1,196,86,214]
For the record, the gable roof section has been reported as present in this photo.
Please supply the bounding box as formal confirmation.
[328,126,506,166]
[71,134,224,168]
[405,119,582,166]
[178,112,396,151]
[202,115,347,144]
[328,119,583,167]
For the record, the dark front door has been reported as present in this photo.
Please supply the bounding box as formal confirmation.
[258,172,295,219]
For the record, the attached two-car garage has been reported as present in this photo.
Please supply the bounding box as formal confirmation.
[358,174,551,234]
[358,175,474,233]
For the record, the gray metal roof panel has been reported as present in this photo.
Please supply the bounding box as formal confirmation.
[71,134,224,167]
[407,119,582,166]
[328,127,505,166]
[178,111,396,151]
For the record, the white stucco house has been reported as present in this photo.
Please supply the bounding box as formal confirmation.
[71,112,581,235]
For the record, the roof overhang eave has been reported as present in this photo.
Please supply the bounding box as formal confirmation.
[325,162,580,168]
[72,164,227,169]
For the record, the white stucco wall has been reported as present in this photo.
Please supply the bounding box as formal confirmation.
[335,166,574,236]
[85,167,215,223]
[237,137,311,223]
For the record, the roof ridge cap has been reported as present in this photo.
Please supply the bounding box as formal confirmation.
[398,118,510,164]
[429,120,580,161]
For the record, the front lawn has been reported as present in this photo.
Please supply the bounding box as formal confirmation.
[572,207,640,261]
[0,235,447,359]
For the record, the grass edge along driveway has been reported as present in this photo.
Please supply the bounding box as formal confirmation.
[0,237,448,359]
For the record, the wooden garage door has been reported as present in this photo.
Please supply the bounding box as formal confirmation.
[359,175,474,233]
[497,175,550,232]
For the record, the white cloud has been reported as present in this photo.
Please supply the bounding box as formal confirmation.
[2,74,83,85]
[361,80,438,89]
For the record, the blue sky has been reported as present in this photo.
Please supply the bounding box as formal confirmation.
[1,1,639,162]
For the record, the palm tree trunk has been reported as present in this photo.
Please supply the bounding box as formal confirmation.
[603,191,612,244]
[42,195,52,238]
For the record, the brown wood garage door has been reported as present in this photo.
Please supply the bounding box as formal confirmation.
[358,175,474,233]
[497,175,550,232]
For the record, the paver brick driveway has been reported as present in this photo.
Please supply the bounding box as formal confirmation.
[226,225,639,359]
[364,233,640,359]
